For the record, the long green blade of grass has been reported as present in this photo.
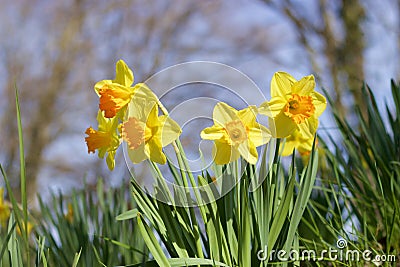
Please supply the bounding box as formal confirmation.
[15,88,29,263]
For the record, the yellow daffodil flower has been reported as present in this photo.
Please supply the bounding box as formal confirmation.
[259,72,326,138]
[17,221,34,236]
[85,111,120,170]
[0,187,10,227]
[200,102,271,165]
[65,203,74,223]
[95,60,154,119]
[281,129,315,157]
[122,91,182,164]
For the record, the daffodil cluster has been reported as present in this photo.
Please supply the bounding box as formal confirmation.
[201,72,326,164]
[86,60,326,168]
[85,60,182,170]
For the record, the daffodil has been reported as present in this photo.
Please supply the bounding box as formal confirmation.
[0,187,10,227]
[85,111,120,170]
[95,60,155,119]
[122,91,182,164]
[200,102,271,165]
[280,129,315,156]
[65,203,74,223]
[259,72,326,138]
[17,221,34,236]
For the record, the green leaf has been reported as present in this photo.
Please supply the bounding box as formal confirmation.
[283,142,318,252]
[137,213,171,267]
[116,209,139,221]
[128,257,230,267]
[72,248,82,267]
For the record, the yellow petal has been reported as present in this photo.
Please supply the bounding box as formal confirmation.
[262,97,287,117]
[238,140,258,164]
[213,141,240,165]
[158,115,182,146]
[127,84,159,121]
[271,72,296,99]
[128,143,147,164]
[247,123,271,147]
[94,80,112,95]
[237,105,257,127]
[312,91,327,117]
[297,137,314,155]
[97,110,119,133]
[213,102,239,126]
[297,116,318,139]
[114,59,134,87]
[200,125,226,140]
[281,140,296,157]
[145,103,160,128]
[106,150,116,170]
[132,83,159,103]
[291,75,315,96]
[146,139,166,164]
[272,112,297,138]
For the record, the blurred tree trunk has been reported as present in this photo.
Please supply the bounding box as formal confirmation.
[340,0,365,117]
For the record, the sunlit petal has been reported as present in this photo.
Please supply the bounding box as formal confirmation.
[106,150,116,170]
[271,72,296,99]
[113,59,134,87]
[248,123,271,147]
[272,112,297,138]
[291,74,315,95]
[128,143,147,164]
[213,141,240,165]
[261,97,287,117]
[94,80,112,95]
[213,102,239,126]
[297,116,318,139]
[237,105,257,127]
[313,91,327,117]
[238,141,258,165]
[200,125,225,140]
[159,115,182,146]
[146,139,167,164]
[281,140,296,157]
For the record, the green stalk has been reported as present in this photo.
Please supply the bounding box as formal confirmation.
[174,144,204,259]
[156,97,204,259]
[15,89,29,263]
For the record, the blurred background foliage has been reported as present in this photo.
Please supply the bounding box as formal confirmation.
[1,0,399,203]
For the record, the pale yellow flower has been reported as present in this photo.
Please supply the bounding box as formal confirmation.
[201,102,271,165]
[122,88,182,164]
[259,72,326,138]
